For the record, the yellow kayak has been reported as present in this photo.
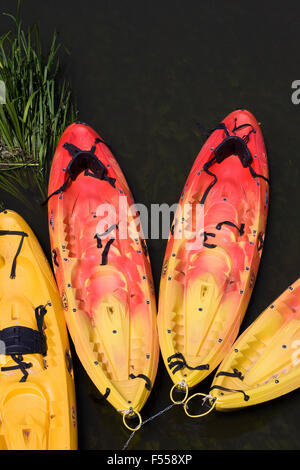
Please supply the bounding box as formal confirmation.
[0,210,77,450]
[196,279,300,414]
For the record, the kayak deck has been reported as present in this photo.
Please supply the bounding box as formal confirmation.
[158,109,269,389]
[0,210,77,450]
[48,123,159,415]
[211,279,300,409]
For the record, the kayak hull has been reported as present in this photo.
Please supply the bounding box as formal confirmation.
[48,123,159,416]
[0,210,77,450]
[158,109,269,389]
[211,279,300,410]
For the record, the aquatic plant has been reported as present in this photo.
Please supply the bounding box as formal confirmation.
[0,2,76,207]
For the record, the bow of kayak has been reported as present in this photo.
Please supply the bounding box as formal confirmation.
[211,279,300,410]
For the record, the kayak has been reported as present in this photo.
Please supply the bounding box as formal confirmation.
[157,109,269,404]
[47,122,159,430]
[0,209,77,450]
[208,279,300,411]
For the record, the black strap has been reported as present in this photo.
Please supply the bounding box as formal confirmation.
[200,221,244,252]
[101,238,115,265]
[0,305,47,356]
[216,221,245,236]
[1,354,32,383]
[167,352,209,375]
[200,161,218,205]
[0,230,28,279]
[232,118,257,145]
[210,122,230,138]
[96,224,118,238]
[232,119,253,134]
[0,304,48,382]
[94,234,102,249]
[214,135,253,168]
[129,373,152,390]
[90,387,111,404]
[94,224,118,249]
[9,233,27,279]
[44,138,116,204]
[199,120,269,206]
[43,175,71,204]
[102,387,111,399]
[216,368,244,380]
[202,232,217,249]
[248,164,270,184]
[0,326,46,356]
[35,305,47,337]
[210,384,249,401]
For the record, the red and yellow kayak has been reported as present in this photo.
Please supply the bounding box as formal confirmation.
[209,279,300,411]
[47,122,159,429]
[157,109,269,403]
[0,210,77,449]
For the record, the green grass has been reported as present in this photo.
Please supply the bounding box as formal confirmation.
[0,3,76,207]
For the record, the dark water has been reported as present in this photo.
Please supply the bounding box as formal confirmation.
[1,0,300,450]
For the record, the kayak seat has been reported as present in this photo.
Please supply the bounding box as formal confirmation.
[1,386,49,450]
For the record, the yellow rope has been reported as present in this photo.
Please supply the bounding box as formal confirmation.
[122,409,142,431]
[170,380,189,404]
[184,392,216,418]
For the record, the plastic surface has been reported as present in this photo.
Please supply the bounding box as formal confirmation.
[0,210,77,450]
[157,109,269,390]
[47,123,159,417]
[211,279,300,410]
